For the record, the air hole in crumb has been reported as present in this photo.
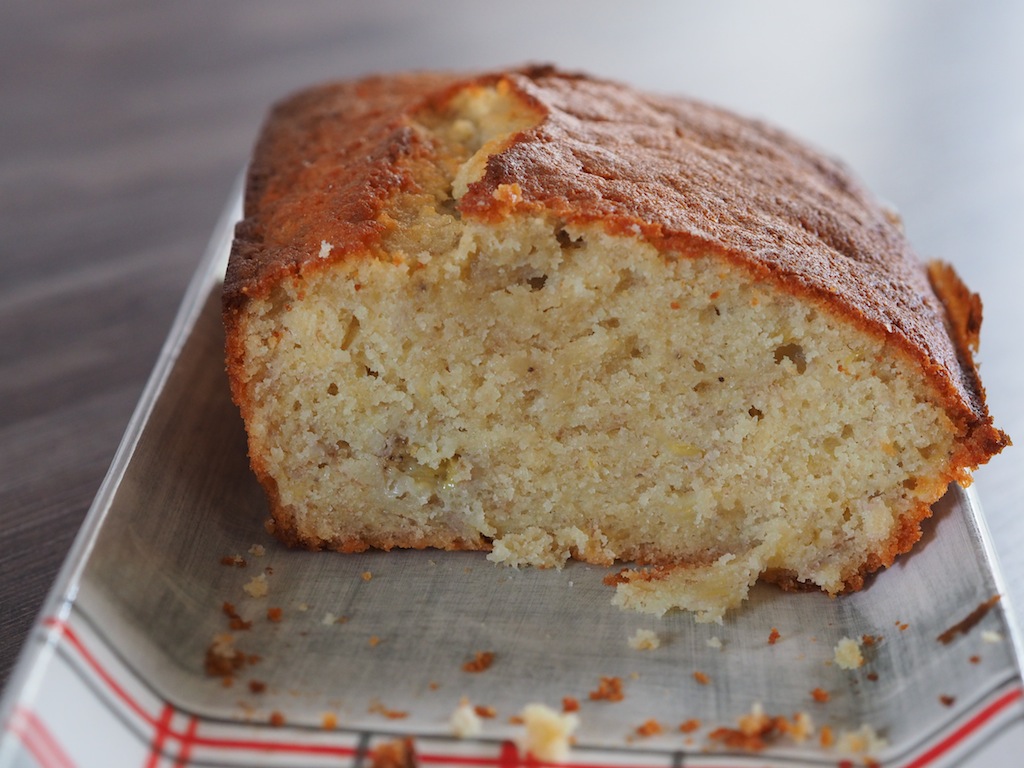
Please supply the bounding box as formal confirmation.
[555,228,584,250]
[841,424,854,439]
[599,317,621,329]
[292,401,301,412]
[528,274,548,291]
[613,269,640,294]
[437,195,460,219]
[774,343,807,373]
[365,367,379,378]
[327,383,339,396]
[340,316,360,351]
[693,360,705,372]
[699,305,719,324]
[903,478,918,490]
[748,406,764,420]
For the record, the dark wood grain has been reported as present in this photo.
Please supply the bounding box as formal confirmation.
[2,0,1022,691]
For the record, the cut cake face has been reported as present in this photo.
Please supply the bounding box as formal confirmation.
[224,67,1007,621]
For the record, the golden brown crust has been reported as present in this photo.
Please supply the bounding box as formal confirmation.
[927,261,1010,460]
[225,67,1008,595]
[224,71,462,310]
[265,513,490,556]
[225,66,1006,478]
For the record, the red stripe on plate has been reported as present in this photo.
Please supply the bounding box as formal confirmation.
[36,614,1024,768]
[181,731,358,757]
[8,708,77,768]
[145,704,176,768]
[499,740,521,768]
[417,740,639,768]
[173,716,199,767]
[42,617,158,729]
[902,685,1024,768]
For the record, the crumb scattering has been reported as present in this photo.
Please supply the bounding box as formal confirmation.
[820,725,835,748]
[204,633,248,678]
[635,719,663,737]
[836,724,888,756]
[628,628,661,650]
[220,554,247,568]
[589,676,624,702]
[939,695,956,707]
[248,544,266,557]
[768,627,781,645]
[243,573,269,598]
[706,636,723,649]
[679,719,701,733]
[267,607,283,623]
[833,637,864,669]
[708,703,815,752]
[450,699,483,738]
[361,570,373,581]
[982,630,1003,643]
[222,602,252,631]
[937,595,1001,645]
[693,671,710,685]
[562,696,580,713]
[475,704,497,719]
[269,711,285,727]
[321,712,337,730]
[368,700,409,719]
[370,737,416,768]
[811,687,830,703]
[248,680,266,694]
[517,703,579,763]
[462,651,495,673]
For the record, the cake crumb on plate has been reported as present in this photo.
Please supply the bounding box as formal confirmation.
[833,636,864,669]
[450,698,483,738]
[517,703,579,763]
[628,628,660,650]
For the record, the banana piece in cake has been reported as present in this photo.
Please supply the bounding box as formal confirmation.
[223,66,1008,621]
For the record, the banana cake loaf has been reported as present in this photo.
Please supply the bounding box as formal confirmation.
[223,66,1008,621]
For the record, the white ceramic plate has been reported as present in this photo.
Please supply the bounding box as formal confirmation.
[2,182,1023,768]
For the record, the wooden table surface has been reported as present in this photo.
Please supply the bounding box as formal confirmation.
[2,1,1022,693]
